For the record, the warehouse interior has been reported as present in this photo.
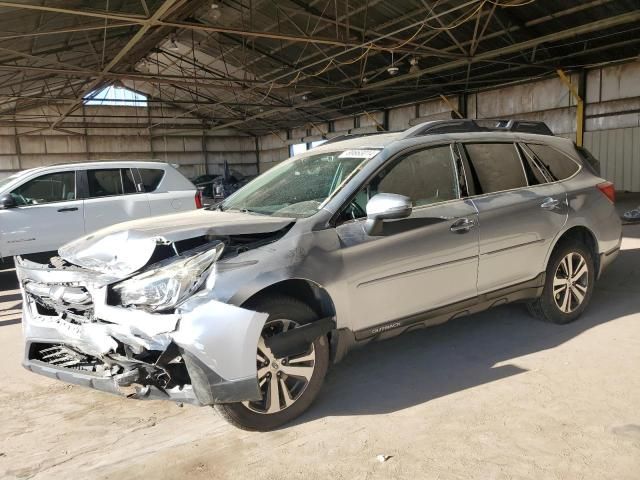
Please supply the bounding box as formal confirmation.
[1,1,640,479]
[0,0,638,186]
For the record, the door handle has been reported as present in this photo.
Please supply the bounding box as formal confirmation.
[450,218,476,233]
[540,197,560,210]
[57,207,78,212]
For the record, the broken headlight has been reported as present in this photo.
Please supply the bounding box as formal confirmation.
[113,243,224,312]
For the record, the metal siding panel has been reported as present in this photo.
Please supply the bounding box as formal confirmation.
[605,130,615,183]
[599,131,607,180]
[623,128,633,191]
[589,131,599,165]
[592,132,601,166]
[633,128,640,192]
[615,129,625,188]
[605,130,612,182]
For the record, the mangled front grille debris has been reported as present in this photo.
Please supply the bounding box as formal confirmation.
[17,238,269,406]
[31,343,99,370]
[24,282,93,323]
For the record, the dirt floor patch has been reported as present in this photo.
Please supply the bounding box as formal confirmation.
[1,227,639,479]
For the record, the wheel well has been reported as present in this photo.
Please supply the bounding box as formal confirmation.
[553,226,599,272]
[242,279,336,321]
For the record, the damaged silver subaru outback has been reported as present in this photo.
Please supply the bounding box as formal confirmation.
[17,120,621,431]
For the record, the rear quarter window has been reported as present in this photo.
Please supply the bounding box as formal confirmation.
[526,144,580,181]
[138,168,165,192]
[575,145,600,176]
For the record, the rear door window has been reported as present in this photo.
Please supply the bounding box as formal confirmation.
[526,144,580,181]
[11,171,76,205]
[87,169,123,198]
[463,143,527,194]
[138,168,164,192]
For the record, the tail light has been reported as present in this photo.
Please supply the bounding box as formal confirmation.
[597,181,615,203]
[195,190,203,209]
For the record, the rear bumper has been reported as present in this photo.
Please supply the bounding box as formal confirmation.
[598,244,620,278]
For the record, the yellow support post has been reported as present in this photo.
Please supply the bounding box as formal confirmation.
[440,94,464,119]
[556,69,584,146]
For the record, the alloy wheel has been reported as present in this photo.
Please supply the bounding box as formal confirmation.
[243,319,316,414]
[553,252,589,313]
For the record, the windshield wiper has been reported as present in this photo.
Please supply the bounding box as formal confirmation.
[216,206,266,215]
[205,203,225,211]
[239,208,267,216]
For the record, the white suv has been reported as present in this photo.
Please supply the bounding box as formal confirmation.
[0,161,201,259]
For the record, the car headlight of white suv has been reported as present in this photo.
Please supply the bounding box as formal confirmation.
[113,242,224,312]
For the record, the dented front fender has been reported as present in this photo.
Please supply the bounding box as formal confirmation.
[17,257,267,405]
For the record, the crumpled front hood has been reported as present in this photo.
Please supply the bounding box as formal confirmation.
[58,209,293,277]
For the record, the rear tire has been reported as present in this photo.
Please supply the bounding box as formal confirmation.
[527,241,595,324]
[214,295,329,431]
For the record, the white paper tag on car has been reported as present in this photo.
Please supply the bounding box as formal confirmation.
[338,149,380,159]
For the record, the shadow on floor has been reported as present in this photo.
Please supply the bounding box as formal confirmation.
[0,269,18,295]
[0,318,21,327]
[1,225,639,421]
[291,245,640,424]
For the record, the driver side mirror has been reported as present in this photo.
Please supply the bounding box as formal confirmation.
[0,193,17,209]
[364,193,412,236]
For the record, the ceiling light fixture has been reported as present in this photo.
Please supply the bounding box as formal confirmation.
[208,2,222,21]
[409,57,420,74]
[387,51,399,76]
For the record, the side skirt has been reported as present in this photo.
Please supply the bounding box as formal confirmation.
[348,273,545,345]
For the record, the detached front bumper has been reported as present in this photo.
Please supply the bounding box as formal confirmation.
[17,257,267,406]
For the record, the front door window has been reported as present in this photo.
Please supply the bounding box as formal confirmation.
[10,171,76,206]
[340,145,458,223]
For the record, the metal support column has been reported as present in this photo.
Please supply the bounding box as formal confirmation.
[440,94,463,119]
[254,136,260,175]
[202,130,209,175]
[458,92,468,119]
[557,68,584,146]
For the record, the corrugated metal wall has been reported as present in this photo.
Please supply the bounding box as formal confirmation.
[0,105,258,180]
[585,127,640,192]
[3,62,639,188]
[258,60,640,191]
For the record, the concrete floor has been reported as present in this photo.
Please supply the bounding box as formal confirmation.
[1,224,639,479]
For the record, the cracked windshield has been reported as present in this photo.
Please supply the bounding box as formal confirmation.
[219,149,380,218]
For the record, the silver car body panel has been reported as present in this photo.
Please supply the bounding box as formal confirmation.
[335,198,479,331]
[470,185,569,293]
[58,209,293,276]
[17,129,622,405]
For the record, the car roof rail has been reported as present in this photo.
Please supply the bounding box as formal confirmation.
[406,119,554,137]
[321,131,389,145]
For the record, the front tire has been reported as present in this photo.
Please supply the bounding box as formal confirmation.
[527,241,595,324]
[214,295,329,431]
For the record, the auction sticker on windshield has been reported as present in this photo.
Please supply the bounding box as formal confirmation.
[338,149,380,159]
